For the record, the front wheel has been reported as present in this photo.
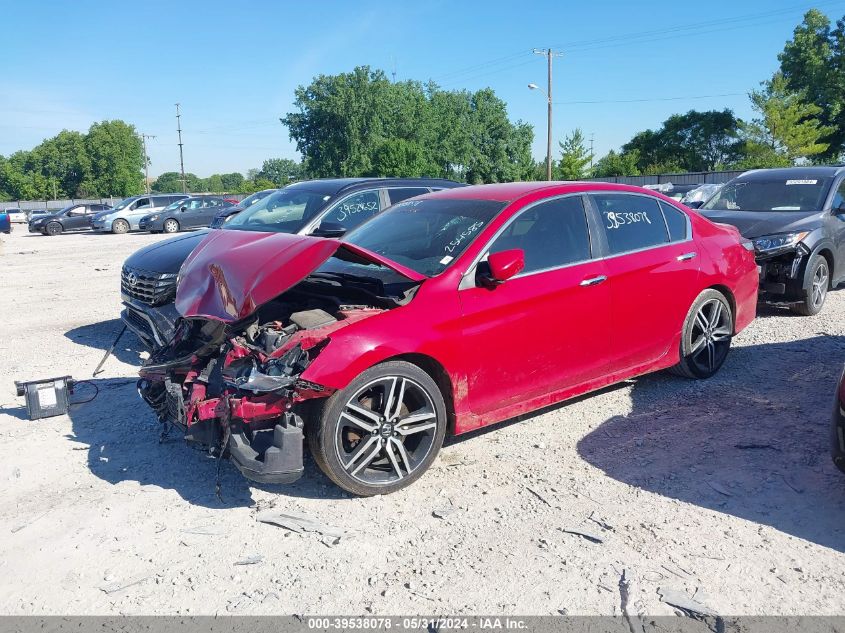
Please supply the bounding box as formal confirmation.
[163,219,180,233]
[45,221,63,236]
[112,218,130,234]
[308,361,447,496]
[790,254,829,316]
[671,289,733,379]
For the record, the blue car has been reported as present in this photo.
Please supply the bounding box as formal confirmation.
[0,210,10,234]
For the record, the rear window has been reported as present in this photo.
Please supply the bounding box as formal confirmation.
[702,178,833,212]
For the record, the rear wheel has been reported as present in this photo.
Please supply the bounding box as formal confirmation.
[163,219,180,233]
[45,221,62,236]
[112,218,130,234]
[671,289,733,379]
[790,254,829,316]
[308,361,447,496]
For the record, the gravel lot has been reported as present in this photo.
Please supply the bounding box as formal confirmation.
[1,227,845,617]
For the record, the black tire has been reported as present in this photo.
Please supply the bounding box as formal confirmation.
[307,360,447,496]
[789,254,829,316]
[112,218,130,234]
[670,289,734,379]
[45,221,63,236]
[163,219,180,234]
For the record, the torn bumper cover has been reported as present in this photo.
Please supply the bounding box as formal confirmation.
[138,317,341,485]
[755,241,810,303]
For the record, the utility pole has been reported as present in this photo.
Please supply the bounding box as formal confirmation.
[589,133,595,170]
[532,48,563,181]
[175,103,187,193]
[140,133,156,194]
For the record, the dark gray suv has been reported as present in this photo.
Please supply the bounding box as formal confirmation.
[699,166,845,316]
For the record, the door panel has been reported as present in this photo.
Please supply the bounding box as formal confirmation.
[459,262,611,415]
[458,195,611,416]
[589,193,700,371]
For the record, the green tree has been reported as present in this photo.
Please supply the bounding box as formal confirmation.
[592,150,641,177]
[281,66,533,183]
[220,172,245,191]
[778,9,844,159]
[151,172,185,193]
[741,73,834,164]
[622,110,743,172]
[556,128,593,180]
[257,158,303,185]
[85,120,145,196]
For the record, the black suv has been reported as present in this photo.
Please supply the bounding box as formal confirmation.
[698,166,845,316]
[121,177,462,347]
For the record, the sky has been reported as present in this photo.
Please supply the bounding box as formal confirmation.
[2,0,844,178]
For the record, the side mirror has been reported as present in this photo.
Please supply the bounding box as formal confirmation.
[179,206,187,212]
[480,249,525,287]
[834,203,845,215]
[311,221,346,238]
[685,200,704,209]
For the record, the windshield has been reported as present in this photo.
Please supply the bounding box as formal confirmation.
[239,189,275,208]
[225,189,330,233]
[113,197,137,211]
[343,198,505,277]
[702,178,832,212]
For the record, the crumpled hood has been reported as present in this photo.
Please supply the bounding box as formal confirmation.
[698,209,825,239]
[175,230,425,322]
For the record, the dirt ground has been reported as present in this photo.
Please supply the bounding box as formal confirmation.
[1,226,844,617]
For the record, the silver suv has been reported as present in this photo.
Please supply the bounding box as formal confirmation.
[91,194,188,233]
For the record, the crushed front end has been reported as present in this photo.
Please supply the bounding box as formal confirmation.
[753,234,811,304]
[138,306,381,484]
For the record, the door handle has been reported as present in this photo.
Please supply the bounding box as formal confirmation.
[580,275,607,286]
[677,252,697,261]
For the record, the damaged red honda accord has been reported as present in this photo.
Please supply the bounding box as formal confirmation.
[138,182,758,496]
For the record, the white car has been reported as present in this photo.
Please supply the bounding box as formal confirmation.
[90,194,188,233]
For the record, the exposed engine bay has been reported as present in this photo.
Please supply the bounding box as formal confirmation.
[137,273,407,485]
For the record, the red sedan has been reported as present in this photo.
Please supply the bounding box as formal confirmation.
[139,182,758,495]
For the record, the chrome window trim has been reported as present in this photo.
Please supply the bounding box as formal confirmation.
[459,192,694,290]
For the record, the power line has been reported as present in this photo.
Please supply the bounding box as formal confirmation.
[554,92,747,105]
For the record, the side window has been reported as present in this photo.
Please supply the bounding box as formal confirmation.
[488,196,591,274]
[321,190,382,230]
[659,201,689,242]
[832,181,845,210]
[68,205,86,216]
[388,187,429,205]
[133,197,151,210]
[593,194,668,255]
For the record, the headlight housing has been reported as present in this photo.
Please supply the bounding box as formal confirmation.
[753,231,810,254]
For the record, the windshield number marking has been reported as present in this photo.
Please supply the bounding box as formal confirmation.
[445,221,484,253]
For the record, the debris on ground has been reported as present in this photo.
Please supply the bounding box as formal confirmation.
[256,509,348,540]
[657,587,717,617]
[234,554,263,566]
[559,527,604,544]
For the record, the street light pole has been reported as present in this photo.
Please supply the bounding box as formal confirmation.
[531,48,563,181]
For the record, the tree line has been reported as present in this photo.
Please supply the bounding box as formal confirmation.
[570,8,845,179]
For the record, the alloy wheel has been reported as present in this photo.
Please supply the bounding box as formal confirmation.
[334,376,438,486]
[811,260,829,310]
[688,298,732,375]
[164,219,179,233]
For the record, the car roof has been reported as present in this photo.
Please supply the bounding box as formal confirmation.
[285,177,462,196]
[420,181,666,202]
[738,166,845,180]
